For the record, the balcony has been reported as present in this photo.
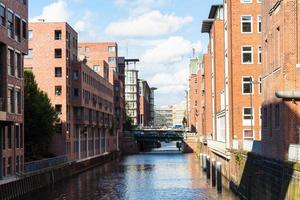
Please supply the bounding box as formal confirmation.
[207,139,230,159]
[288,144,300,162]
[0,97,6,121]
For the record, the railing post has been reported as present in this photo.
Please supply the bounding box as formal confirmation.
[206,156,210,180]
[217,161,222,193]
[211,158,216,187]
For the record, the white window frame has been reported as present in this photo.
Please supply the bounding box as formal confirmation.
[241,0,252,3]
[241,45,253,64]
[243,107,254,126]
[241,15,252,33]
[242,76,254,95]
[243,129,254,140]
[258,46,262,64]
[257,0,262,3]
[257,15,262,33]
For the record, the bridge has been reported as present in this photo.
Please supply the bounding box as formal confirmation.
[133,131,184,142]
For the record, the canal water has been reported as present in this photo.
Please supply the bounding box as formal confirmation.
[22,142,238,200]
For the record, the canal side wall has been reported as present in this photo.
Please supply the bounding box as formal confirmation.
[200,145,300,200]
[0,151,120,200]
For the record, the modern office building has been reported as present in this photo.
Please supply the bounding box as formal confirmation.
[125,68,139,126]
[0,0,28,179]
[24,22,115,160]
[154,105,173,128]
[172,101,187,128]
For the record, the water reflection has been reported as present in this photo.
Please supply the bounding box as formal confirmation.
[21,143,238,200]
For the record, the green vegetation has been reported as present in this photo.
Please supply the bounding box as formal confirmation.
[24,71,59,161]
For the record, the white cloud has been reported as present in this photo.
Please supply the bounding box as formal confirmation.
[105,10,193,37]
[114,0,171,15]
[31,0,70,22]
[141,36,199,64]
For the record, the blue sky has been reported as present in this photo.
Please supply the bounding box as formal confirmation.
[29,0,221,106]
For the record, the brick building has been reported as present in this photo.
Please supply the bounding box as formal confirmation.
[0,0,28,180]
[138,79,151,127]
[24,22,115,160]
[262,0,300,161]
[78,42,117,84]
[223,0,262,152]
[78,42,124,151]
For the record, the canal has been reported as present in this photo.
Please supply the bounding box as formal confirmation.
[22,142,238,200]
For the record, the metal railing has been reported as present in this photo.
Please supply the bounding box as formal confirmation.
[24,155,68,173]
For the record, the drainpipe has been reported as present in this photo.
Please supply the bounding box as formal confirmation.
[86,127,88,158]
[275,91,300,99]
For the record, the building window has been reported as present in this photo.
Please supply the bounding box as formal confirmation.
[15,15,21,42]
[22,20,27,39]
[16,52,22,78]
[243,107,253,126]
[55,86,62,96]
[55,104,62,114]
[258,46,262,64]
[241,15,252,33]
[8,49,14,76]
[1,127,5,150]
[55,67,62,77]
[74,88,79,97]
[7,157,12,176]
[16,156,19,173]
[93,65,100,72]
[9,89,15,113]
[2,158,5,176]
[242,46,253,64]
[25,49,33,59]
[73,70,79,80]
[257,0,262,3]
[258,77,262,94]
[55,30,62,40]
[54,49,62,58]
[85,47,90,53]
[7,10,14,38]
[242,77,253,94]
[108,57,116,63]
[257,15,262,33]
[243,130,254,140]
[17,91,21,114]
[0,4,5,27]
[108,46,116,52]
[7,126,12,149]
[28,30,32,39]
[275,104,280,128]
[15,125,20,148]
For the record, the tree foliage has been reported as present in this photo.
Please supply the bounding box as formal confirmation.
[24,71,59,160]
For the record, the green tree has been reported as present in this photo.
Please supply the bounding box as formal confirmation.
[24,71,59,160]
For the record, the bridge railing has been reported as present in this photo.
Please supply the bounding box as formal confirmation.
[24,155,68,173]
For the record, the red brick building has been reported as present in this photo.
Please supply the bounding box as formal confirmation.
[262,0,300,161]
[139,79,151,127]
[24,22,115,160]
[224,0,262,153]
[0,0,28,179]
